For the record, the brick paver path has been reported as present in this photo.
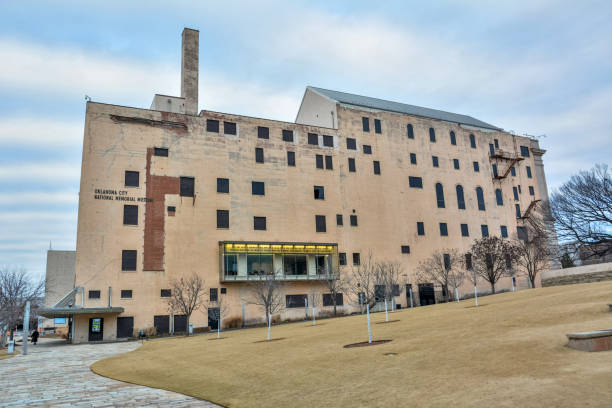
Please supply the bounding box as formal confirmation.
[0,338,219,407]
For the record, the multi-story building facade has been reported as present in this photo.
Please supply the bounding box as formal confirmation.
[41,29,556,343]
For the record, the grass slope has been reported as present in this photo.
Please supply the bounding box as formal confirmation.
[92,281,612,407]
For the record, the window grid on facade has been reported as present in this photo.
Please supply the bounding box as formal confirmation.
[210,288,218,302]
[501,225,508,238]
[450,131,456,145]
[348,158,356,172]
[407,124,414,139]
[476,187,486,211]
[88,290,100,299]
[122,250,137,271]
[436,183,445,208]
[325,155,333,170]
[339,253,346,265]
[409,176,423,188]
[439,223,448,236]
[217,178,229,193]
[417,222,425,236]
[120,290,132,299]
[124,171,139,187]
[495,189,504,206]
[206,119,219,133]
[461,223,469,237]
[257,126,269,139]
[161,289,171,297]
[336,214,343,226]
[123,205,138,225]
[323,135,334,147]
[350,215,358,227]
[481,225,489,237]
[469,134,476,148]
[520,145,530,157]
[252,181,265,195]
[529,186,535,196]
[362,117,370,132]
[308,133,318,145]
[255,147,264,163]
[346,138,357,150]
[373,161,381,175]
[217,210,229,229]
[154,147,169,157]
[526,166,532,178]
[453,159,459,170]
[429,127,436,142]
[315,215,326,232]
[515,204,522,218]
[316,154,324,169]
[282,129,294,142]
[353,253,360,265]
[401,245,410,254]
[374,119,382,134]
[254,216,267,231]
[314,186,325,200]
[410,153,417,164]
[456,185,465,209]
[224,122,236,135]
[287,151,296,166]
[511,167,516,177]
[432,156,439,167]
[363,145,372,154]
[180,177,195,197]
[473,161,479,172]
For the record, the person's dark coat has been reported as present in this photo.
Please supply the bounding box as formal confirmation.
[31,330,39,344]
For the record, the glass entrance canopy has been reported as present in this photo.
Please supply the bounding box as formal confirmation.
[219,241,339,282]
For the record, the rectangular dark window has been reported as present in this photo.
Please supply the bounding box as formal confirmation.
[429,128,436,142]
[373,161,381,175]
[489,143,495,156]
[529,186,535,196]
[314,185,325,200]
[409,176,423,188]
[323,135,334,147]
[515,204,521,218]
[167,206,175,213]
[180,177,195,197]
[122,250,137,271]
[443,254,451,270]
[401,245,410,254]
[125,171,139,187]
[287,151,296,166]
[439,223,448,236]
[220,287,226,294]
[518,185,522,194]
[160,289,171,297]
[286,294,308,308]
[407,124,414,139]
[450,131,457,145]
[316,154,324,169]
[123,205,138,225]
[315,215,326,232]
[308,133,318,145]
[348,158,356,172]
[517,226,528,241]
[350,215,358,226]
[339,252,347,265]
[362,117,370,132]
[461,223,469,237]
[511,167,516,177]
[481,225,489,237]
[154,147,168,157]
[325,155,333,170]
[500,225,508,238]
[526,166,532,178]
[347,138,357,150]
[224,122,236,135]
[323,293,344,307]
[252,181,265,195]
[121,290,132,299]
[492,164,498,178]
[88,290,100,299]
[353,253,361,265]
[473,162,480,172]
[432,156,439,167]
[257,126,269,139]
[336,214,343,226]
[410,153,417,165]
[417,222,425,236]
[217,178,229,193]
[494,139,499,148]
[255,147,264,163]
[520,146,530,157]
[505,254,512,269]
[282,129,294,142]
[453,159,460,170]
[254,216,267,231]
[363,145,372,154]
[513,186,519,201]
[217,210,229,229]
[465,253,473,270]
[374,119,382,134]
[206,119,219,133]
[210,288,218,302]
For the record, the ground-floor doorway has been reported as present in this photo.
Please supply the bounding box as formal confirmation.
[418,283,435,306]
[208,308,219,330]
[88,317,104,341]
[154,315,169,334]
[116,317,134,338]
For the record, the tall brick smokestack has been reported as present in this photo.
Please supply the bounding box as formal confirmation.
[181,28,199,115]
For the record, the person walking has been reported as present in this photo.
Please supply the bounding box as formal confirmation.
[31,329,39,345]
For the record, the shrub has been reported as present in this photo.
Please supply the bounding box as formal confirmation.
[224,317,242,329]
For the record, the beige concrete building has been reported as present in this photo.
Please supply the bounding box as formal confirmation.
[41,28,556,343]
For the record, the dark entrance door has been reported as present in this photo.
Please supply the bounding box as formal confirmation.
[154,315,170,335]
[88,317,104,341]
[418,283,436,306]
[208,308,219,330]
[174,315,187,333]
[116,317,134,338]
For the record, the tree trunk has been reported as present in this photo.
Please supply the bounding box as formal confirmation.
[333,302,337,316]
[530,275,536,289]
[490,282,496,294]
[185,315,190,336]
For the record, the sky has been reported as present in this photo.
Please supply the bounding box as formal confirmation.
[0,1,611,279]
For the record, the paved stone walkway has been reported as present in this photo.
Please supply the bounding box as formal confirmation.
[0,338,219,407]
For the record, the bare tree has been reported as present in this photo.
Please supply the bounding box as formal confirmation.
[166,273,206,336]
[550,164,612,259]
[0,267,44,344]
[416,250,463,302]
[320,268,346,316]
[470,237,519,294]
[344,252,378,310]
[244,272,285,323]
[207,294,231,338]
[514,220,551,289]
[375,261,402,304]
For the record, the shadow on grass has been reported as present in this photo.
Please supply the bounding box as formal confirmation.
[253,337,286,344]
[375,320,400,324]
[344,339,392,348]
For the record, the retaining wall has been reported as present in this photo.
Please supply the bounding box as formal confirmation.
[541,262,612,287]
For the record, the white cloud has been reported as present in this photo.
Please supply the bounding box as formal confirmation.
[0,117,83,147]
[0,191,78,206]
[0,162,80,182]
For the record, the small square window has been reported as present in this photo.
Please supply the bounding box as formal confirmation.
[287,151,296,166]
[255,147,264,163]
[348,158,356,172]
[339,252,347,265]
[410,153,417,165]
[439,222,448,236]
[461,224,469,237]
[373,161,381,175]
[316,154,324,169]
[161,289,171,297]
[282,129,294,142]
[220,287,227,294]
[88,290,101,299]
[257,126,269,139]
[167,206,176,213]
[121,290,132,299]
[336,214,343,226]
[453,159,460,170]
[252,181,265,195]
[125,171,139,187]
[374,119,382,134]
[473,162,480,172]
[308,133,318,145]
[254,216,267,231]
[529,186,535,196]
[350,215,358,226]
[122,250,137,271]
[315,215,326,232]
[401,245,410,254]
[362,117,370,132]
[154,147,168,157]
[520,146,530,157]
[353,253,361,265]
[409,177,423,188]
[217,178,229,193]
[206,119,219,133]
[481,225,489,237]
[363,145,372,154]
[323,135,334,147]
[325,155,333,170]
[501,225,508,238]
[432,156,439,167]
[417,222,425,236]
[123,205,138,225]
[217,210,229,229]
[180,177,195,197]
[347,138,357,150]
[224,122,236,135]
[314,186,325,200]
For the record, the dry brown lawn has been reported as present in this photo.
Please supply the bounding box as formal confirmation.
[0,349,18,360]
[92,281,612,407]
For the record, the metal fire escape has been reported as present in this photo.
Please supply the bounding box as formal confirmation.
[489,149,524,180]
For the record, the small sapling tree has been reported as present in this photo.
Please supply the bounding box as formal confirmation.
[470,237,519,294]
[166,273,206,336]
